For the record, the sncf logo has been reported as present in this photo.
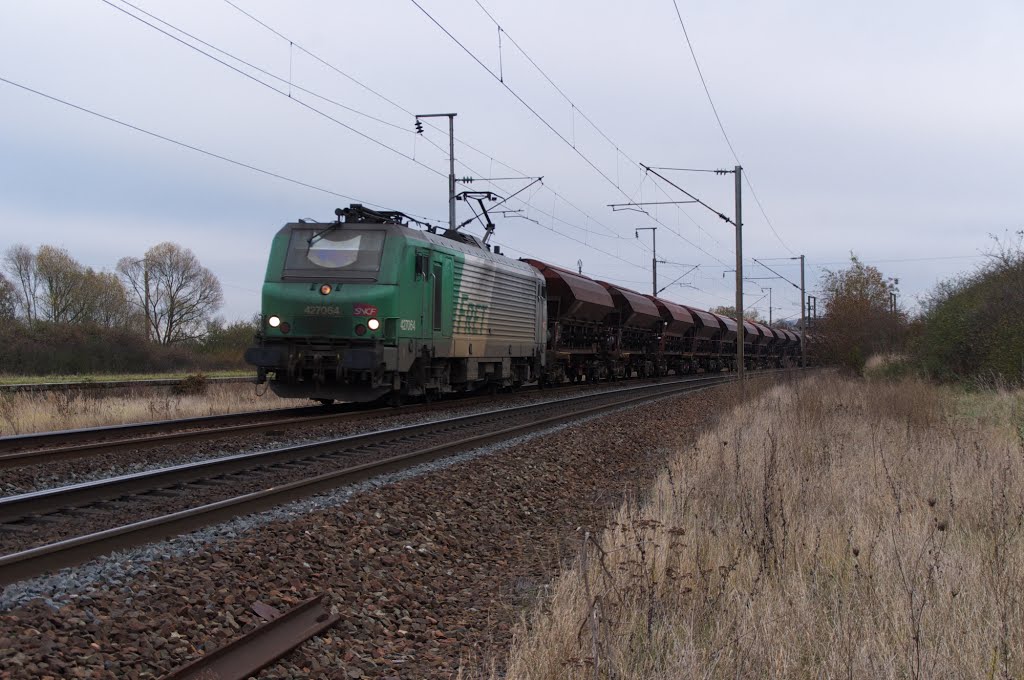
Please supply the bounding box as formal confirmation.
[353,304,378,317]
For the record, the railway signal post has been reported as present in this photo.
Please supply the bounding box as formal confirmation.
[415,112,458,232]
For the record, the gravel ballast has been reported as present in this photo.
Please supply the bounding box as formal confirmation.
[0,383,752,679]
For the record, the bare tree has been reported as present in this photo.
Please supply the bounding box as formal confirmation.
[3,244,39,320]
[117,242,224,344]
[85,270,132,327]
[36,245,91,323]
[0,273,16,320]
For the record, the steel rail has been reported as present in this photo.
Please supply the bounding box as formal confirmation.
[161,594,340,680]
[0,404,337,454]
[0,375,652,468]
[0,390,529,468]
[0,375,725,522]
[0,373,751,585]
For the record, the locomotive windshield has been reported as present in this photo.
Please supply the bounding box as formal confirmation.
[283,228,386,277]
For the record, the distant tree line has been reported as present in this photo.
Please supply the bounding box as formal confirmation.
[0,242,255,375]
[914,232,1024,385]
[710,306,766,324]
[811,232,1023,386]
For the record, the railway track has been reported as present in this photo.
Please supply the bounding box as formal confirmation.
[0,402,402,469]
[0,372,766,585]
[0,374,711,470]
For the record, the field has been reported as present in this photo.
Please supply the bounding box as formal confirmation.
[501,373,1024,679]
[0,382,307,435]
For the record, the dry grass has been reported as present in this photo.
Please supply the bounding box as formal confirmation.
[0,370,252,385]
[502,373,1024,679]
[0,383,308,435]
[863,353,907,374]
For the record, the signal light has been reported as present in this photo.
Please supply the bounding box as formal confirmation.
[319,284,331,295]
[414,119,424,134]
[354,324,366,336]
[367,318,380,331]
[279,322,291,334]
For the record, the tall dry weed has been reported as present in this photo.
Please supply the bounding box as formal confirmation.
[503,374,1024,679]
[0,384,305,435]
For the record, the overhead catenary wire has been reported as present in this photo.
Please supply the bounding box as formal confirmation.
[103,0,647,265]
[215,0,678,273]
[98,0,448,181]
[470,0,731,256]
[752,258,801,290]
[0,75,443,223]
[409,0,735,269]
[91,1,740,297]
[8,10,781,316]
[118,0,412,134]
[810,254,988,267]
[218,0,632,246]
[754,254,989,267]
[6,59,646,277]
[668,0,795,256]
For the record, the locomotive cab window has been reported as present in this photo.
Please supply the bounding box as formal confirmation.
[283,228,386,278]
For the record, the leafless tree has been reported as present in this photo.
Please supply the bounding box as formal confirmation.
[0,273,17,320]
[35,245,91,323]
[117,242,224,344]
[984,229,1024,269]
[2,244,40,320]
[85,270,132,327]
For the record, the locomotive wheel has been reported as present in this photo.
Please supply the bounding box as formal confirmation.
[388,392,405,408]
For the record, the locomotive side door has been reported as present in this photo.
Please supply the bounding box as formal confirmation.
[414,248,431,348]
[431,254,453,343]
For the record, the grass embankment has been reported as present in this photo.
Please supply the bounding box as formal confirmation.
[502,374,1024,679]
[0,383,308,435]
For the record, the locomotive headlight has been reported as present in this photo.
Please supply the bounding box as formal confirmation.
[267,315,281,328]
[367,318,380,331]
[319,284,331,295]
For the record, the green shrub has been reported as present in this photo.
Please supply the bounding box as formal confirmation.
[915,234,1024,386]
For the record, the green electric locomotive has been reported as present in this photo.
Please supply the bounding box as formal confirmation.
[245,205,547,403]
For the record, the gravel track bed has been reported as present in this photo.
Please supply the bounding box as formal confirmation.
[0,381,658,497]
[0,383,751,679]
[0,387,662,555]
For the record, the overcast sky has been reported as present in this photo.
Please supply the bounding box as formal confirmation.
[2,0,1021,323]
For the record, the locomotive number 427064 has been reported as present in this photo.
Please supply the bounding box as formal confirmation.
[304,305,341,316]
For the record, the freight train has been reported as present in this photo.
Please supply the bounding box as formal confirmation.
[245,205,801,403]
